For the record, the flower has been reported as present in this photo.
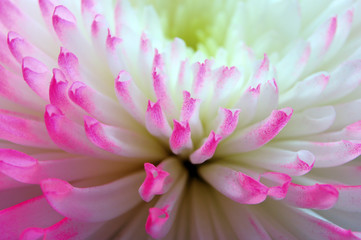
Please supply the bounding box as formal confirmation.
[1,0,361,239]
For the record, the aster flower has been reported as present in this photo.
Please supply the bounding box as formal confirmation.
[1,0,361,239]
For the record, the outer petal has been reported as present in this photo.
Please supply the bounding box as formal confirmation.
[0,196,63,239]
[20,218,104,240]
[41,171,145,222]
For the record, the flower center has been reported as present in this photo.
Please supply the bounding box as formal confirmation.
[132,0,237,56]
[183,159,200,179]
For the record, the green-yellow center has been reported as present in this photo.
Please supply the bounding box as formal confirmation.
[132,0,237,56]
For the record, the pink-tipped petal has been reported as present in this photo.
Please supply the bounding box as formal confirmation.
[180,91,200,122]
[190,131,222,164]
[193,60,213,96]
[84,116,165,159]
[7,31,31,63]
[199,164,269,204]
[307,16,337,64]
[58,47,80,82]
[283,183,339,210]
[22,57,51,101]
[115,70,147,124]
[44,104,109,157]
[169,120,192,154]
[145,100,172,139]
[52,5,77,42]
[49,68,86,123]
[0,110,55,148]
[215,108,241,138]
[146,207,170,239]
[152,50,175,116]
[69,81,134,128]
[220,108,293,154]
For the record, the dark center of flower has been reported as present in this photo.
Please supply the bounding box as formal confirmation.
[182,160,200,179]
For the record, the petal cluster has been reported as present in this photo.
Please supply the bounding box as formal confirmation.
[0,0,361,239]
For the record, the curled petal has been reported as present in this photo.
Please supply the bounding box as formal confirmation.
[260,172,292,200]
[139,158,183,202]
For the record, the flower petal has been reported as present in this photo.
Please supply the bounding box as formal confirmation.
[84,115,166,159]
[0,196,63,239]
[41,172,145,222]
[283,183,339,209]
[44,104,111,157]
[0,110,55,148]
[219,108,293,154]
[273,140,361,167]
[22,57,52,101]
[199,164,269,204]
[139,158,183,202]
[190,131,222,164]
